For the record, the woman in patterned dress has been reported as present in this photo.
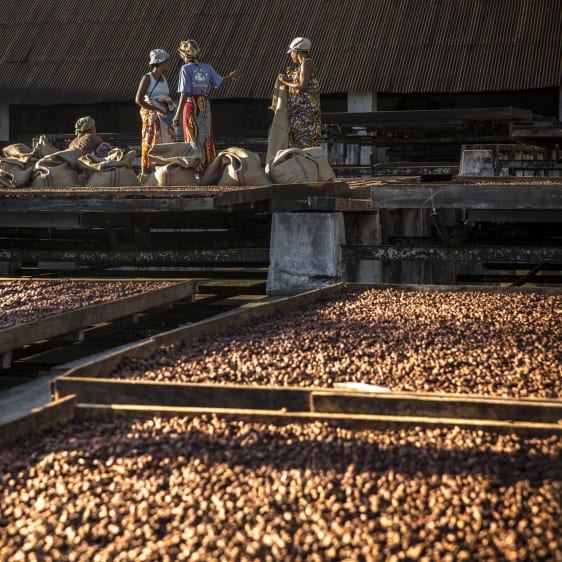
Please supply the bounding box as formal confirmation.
[135,49,177,177]
[172,39,240,172]
[277,37,321,148]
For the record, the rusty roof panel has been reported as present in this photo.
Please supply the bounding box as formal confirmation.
[0,0,560,104]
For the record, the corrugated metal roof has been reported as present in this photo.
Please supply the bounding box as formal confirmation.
[0,0,560,104]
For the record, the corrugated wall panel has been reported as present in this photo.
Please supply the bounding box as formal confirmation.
[0,0,560,104]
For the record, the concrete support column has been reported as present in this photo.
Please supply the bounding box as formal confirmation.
[267,212,345,295]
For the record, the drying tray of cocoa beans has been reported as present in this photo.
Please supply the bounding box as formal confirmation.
[2,282,562,560]
[45,282,562,435]
[0,279,197,364]
[1,395,561,561]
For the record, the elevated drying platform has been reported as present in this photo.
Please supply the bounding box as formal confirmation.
[2,179,562,288]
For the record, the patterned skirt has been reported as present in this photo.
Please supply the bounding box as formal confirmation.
[182,95,216,172]
[140,108,176,170]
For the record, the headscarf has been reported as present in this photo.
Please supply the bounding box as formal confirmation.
[75,116,95,136]
[149,49,170,65]
[178,39,201,63]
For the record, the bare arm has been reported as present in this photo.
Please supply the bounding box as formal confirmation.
[172,93,189,126]
[298,59,313,91]
[278,59,314,92]
[134,74,154,110]
[220,70,241,87]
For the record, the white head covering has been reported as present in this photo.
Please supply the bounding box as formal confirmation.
[149,49,170,65]
[75,116,95,136]
[287,37,312,53]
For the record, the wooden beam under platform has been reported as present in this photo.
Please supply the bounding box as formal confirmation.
[370,183,562,210]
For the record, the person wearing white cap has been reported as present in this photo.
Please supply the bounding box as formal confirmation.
[135,49,177,177]
[276,37,321,149]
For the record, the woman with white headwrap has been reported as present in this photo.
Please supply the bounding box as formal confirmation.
[172,39,240,172]
[135,49,177,176]
[69,116,114,157]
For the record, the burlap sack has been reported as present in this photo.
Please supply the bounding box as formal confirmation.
[2,136,58,164]
[0,169,16,188]
[301,148,335,181]
[201,147,271,186]
[34,135,60,158]
[2,143,34,161]
[266,79,289,163]
[77,148,139,187]
[0,158,33,187]
[85,167,140,187]
[266,148,335,184]
[30,163,81,188]
[148,142,202,168]
[30,148,83,187]
[144,162,198,187]
[35,148,83,170]
[78,148,137,172]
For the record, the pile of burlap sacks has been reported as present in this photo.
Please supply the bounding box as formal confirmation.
[0,135,335,188]
[0,135,139,188]
[141,143,336,187]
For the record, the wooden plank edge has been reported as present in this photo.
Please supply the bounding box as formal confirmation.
[52,376,562,422]
[0,395,77,448]
[52,378,312,412]
[75,403,562,436]
[311,392,562,424]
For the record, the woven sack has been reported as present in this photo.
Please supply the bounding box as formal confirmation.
[301,148,335,181]
[34,135,60,158]
[0,169,16,188]
[78,148,137,172]
[2,143,33,160]
[201,147,271,186]
[266,148,334,184]
[30,148,83,187]
[144,162,198,187]
[148,142,202,168]
[36,148,82,169]
[30,163,81,188]
[0,158,33,187]
[85,167,140,187]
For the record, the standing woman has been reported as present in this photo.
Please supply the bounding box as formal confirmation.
[277,37,321,149]
[135,49,177,177]
[172,39,240,172]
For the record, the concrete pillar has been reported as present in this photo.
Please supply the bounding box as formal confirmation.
[267,212,345,295]
[0,105,9,141]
